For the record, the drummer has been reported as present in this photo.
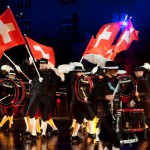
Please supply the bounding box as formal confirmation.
[0,70,17,130]
[70,65,96,144]
[97,61,120,150]
[133,66,150,132]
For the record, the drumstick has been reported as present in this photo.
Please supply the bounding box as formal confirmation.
[135,85,140,101]
[0,94,12,102]
[111,80,124,116]
[80,87,87,102]
[111,79,132,116]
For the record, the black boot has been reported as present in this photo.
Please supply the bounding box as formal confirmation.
[25,134,37,141]
[87,133,96,139]
[70,136,82,144]
[48,129,59,136]
[20,131,31,137]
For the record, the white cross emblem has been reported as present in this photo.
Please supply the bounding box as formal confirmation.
[33,45,50,59]
[0,20,15,43]
[94,25,112,47]
[106,48,113,55]
[116,27,134,47]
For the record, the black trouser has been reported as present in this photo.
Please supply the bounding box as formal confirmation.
[99,114,120,148]
[73,101,95,124]
[141,101,150,128]
[20,98,30,117]
[4,107,14,117]
[26,94,51,121]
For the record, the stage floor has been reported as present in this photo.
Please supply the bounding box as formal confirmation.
[0,117,149,150]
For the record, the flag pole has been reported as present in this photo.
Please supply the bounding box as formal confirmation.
[24,44,41,78]
[79,56,83,63]
[3,53,30,81]
[23,34,41,78]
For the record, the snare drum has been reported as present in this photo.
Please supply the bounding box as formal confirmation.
[116,108,146,133]
[0,78,26,107]
[0,78,19,107]
[14,79,26,105]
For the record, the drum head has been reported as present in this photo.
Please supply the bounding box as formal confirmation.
[75,75,93,102]
[0,78,19,107]
[14,79,26,105]
[118,75,136,98]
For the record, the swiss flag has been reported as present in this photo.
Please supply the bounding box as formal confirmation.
[82,21,123,66]
[103,45,116,60]
[25,36,56,66]
[0,7,25,57]
[113,18,139,53]
[83,36,95,55]
[90,21,123,55]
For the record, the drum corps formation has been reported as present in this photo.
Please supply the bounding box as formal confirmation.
[1,58,150,150]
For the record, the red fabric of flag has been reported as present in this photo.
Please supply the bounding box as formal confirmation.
[89,21,123,55]
[113,19,139,53]
[0,7,25,56]
[82,21,123,66]
[25,36,56,66]
[0,49,4,58]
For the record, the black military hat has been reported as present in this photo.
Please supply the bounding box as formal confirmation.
[39,58,48,64]
[134,66,146,71]
[84,68,91,75]
[103,61,119,70]
[73,66,84,72]
[95,67,106,76]
[8,70,16,75]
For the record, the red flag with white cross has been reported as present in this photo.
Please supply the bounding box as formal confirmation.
[91,21,123,55]
[0,7,25,58]
[113,18,139,53]
[83,21,123,66]
[25,36,56,66]
[83,36,95,55]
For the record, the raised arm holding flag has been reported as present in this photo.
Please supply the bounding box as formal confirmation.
[24,35,56,82]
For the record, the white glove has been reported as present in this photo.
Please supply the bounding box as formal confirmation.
[91,66,98,74]
[29,80,32,84]
[29,56,33,65]
[129,100,136,107]
[15,65,21,72]
[29,57,37,64]
[53,68,65,82]
[39,77,43,82]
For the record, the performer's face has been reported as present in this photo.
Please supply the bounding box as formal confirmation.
[76,71,83,76]
[39,63,47,70]
[9,75,16,80]
[107,69,118,77]
[98,75,104,79]
[134,71,144,78]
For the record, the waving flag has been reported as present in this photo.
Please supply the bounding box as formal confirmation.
[83,36,95,55]
[83,21,123,66]
[0,7,25,57]
[103,45,116,60]
[113,18,139,53]
[93,21,123,53]
[25,36,55,66]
